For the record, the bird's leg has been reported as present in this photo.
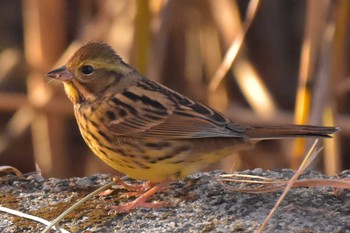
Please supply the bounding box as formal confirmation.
[108,179,171,213]
[98,176,153,197]
[112,176,157,197]
[113,176,150,191]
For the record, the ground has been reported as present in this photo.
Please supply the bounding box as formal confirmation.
[1,169,350,232]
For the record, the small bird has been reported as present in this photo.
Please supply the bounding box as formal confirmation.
[47,41,339,212]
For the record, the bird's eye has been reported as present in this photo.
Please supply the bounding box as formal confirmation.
[81,65,94,76]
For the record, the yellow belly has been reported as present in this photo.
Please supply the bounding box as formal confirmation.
[83,132,250,182]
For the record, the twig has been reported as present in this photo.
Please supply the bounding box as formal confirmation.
[0,166,23,176]
[0,206,69,233]
[258,139,321,232]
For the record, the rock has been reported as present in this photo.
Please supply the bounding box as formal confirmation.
[0,170,349,232]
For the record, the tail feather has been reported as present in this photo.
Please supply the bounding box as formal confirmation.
[246,125,340,140]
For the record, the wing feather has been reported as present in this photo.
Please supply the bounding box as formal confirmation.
[106,80,247,139]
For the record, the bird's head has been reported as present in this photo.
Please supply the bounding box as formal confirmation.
[47,41,135,104]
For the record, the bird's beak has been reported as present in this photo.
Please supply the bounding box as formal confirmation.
[46,66,74,81]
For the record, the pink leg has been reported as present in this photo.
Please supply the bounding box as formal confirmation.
[98,176,154,197]
[108,180,171,213]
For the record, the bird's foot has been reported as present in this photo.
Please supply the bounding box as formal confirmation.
[107,180,171,213]
[112,176,157,197]
[98,176,154,197]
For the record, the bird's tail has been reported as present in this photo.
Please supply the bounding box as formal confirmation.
[245,125,339,140]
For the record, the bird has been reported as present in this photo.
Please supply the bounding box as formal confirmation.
[47,41,339,212]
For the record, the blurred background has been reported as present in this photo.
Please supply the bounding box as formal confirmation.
[0,0,348,178]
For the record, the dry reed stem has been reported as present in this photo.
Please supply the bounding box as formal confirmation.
[209,0,261,92]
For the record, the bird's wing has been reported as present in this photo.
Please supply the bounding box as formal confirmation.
[106,81,247,139]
